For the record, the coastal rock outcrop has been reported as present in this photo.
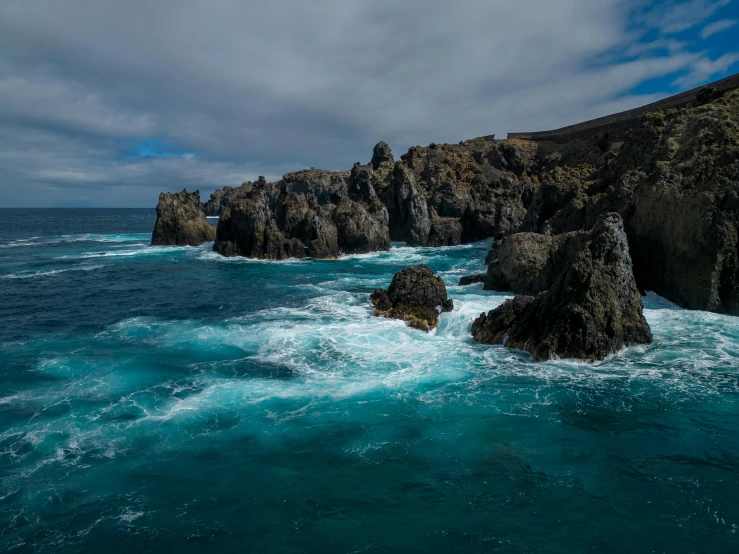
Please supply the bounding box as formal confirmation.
[371,264,453,331]
[195,139,545,259]
[202,186,235,216]
[151,189,216,246]
[332,196,390,254]
[472,214,652,361]
[161,84,739,318]
[371,140,394,171]
[213,168,389,259]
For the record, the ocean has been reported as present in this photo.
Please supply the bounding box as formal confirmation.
[1,208,738,552]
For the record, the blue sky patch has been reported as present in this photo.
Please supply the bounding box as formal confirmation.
[126,139,195,159]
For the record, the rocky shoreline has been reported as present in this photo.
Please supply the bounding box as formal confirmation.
[151,86,739,360]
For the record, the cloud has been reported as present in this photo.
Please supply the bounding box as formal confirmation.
[700,18,738,38]
[673,52,739,87]
[0,0,737,206]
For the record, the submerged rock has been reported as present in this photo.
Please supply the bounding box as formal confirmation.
[371,264,453,331]
[458,273,485,286]
[151,189,216,246]
[472,214,652,361]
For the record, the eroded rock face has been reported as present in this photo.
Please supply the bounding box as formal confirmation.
[197,139,546,259]
[371,141,394,170]
[371,264,453,331]
[214,188,305,259]
[202,186,234,216]
[428,215,463,246]
[151,189,216,246]
[333,196,390,254]
[472,214,652,361]
[511,90,739,315]
[618,98,739,315]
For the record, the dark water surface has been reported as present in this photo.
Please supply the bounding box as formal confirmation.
[1,209,738,552]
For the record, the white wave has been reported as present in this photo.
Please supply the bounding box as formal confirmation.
[196,249,310,264]
[2,264,104,279]
[0,233,150,248]
[75,247,189,259]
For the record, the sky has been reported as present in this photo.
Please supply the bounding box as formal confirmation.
[0,0,738,207]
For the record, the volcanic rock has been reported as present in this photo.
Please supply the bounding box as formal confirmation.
[332,196,390,254]
[472,213,652,360]
[151,189,216,246]
[371,264,454,331]
[511,90,739,315]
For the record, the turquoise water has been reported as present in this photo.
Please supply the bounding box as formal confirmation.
[1,209,738,553]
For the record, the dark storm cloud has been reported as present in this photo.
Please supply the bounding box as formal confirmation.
[0,0,736,206]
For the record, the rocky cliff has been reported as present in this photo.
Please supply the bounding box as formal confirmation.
[511,87,739,315]
[157,77,739,320]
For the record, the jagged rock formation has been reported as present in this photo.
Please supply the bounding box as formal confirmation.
[214,168,389,259]
[151,189,216,246]
[381,162,431,246]
[618,98,739,315]
[371,141,394,171]
[371,264,454,331]
[199,138,544,257]
[472,214,652,361]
